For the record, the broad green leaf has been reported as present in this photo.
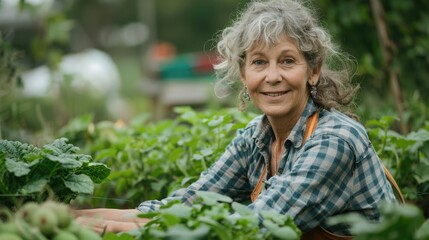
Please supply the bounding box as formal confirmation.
[231,202,253,215]
[193,154,203,160]
[260,210,288,225]
[402,187,419,200]
[198,217,231,240]
[59,114,93,135]
[384,204,421,224]
[103,232,135,240]
[415,218,429,240]
[177,107,198,124]
[43,138,80,155]
[263,220,299,240]
[160,204,192,219]
[226,213,259,227]
[160,213,181,226]
[76,154,92,163]
[200,148,213,156]
[138,212,159,219]
[22,152,41,164]
[5,158,31,177]
[155,224,210,240]
[197,216,220,226]
[0,139,39,160]
[169,148,185,162]
[381,202,424,220]
[391,138,416,149]
[43,153,82,169]
[330,203,425,239]
[75,162,110,184]
[208,116,224,127]
[196,191,232,205]
[20,178,49,194]
[0,137,105,208]
[63,174,94,194]
[150,179,168,192]
[94,148,117,161]
[413,163,429,184]
[407,129,429,142]
[365,116,396,129]
[181,176,197,186]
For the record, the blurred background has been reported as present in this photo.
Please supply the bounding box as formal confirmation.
[1,0,428,144]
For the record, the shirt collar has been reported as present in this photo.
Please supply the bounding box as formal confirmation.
[253,98,318,149]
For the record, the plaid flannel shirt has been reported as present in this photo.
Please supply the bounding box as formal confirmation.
[138,99,397,234]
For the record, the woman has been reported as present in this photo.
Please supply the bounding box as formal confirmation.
[75,0,397,237]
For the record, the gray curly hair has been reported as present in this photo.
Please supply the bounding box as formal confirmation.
[213,0,359,118]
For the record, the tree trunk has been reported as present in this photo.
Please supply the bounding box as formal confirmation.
[370,0,408,134]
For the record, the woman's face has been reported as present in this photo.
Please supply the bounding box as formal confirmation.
[241,35,320,120]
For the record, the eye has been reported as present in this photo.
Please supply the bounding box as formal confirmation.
[281,58,295,65]
[252,59,266,66]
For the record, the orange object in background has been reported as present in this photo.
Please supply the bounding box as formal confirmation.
[149,41,177,62]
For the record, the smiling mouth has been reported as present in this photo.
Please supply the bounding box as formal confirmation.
[262,91,287,97]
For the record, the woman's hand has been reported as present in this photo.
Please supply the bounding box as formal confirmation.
[73,208,149,234]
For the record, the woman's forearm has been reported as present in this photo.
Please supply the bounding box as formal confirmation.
[73,208,145,222]
[73,208,150,234]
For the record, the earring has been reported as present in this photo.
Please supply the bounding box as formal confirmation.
[310,85,317,99]
[243,87,251,101]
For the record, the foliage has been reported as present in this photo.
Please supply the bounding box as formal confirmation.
[366,116,429,208]
[0,1,76,141]
[153,0,251,53]
[0,138,110,209]
[0,32,24,141]
[65,107,257,208]
[0,32,21,98]
[17,0,74,68]
[0,200,101,240]
[328,202,429,240]
[105,191,300,240]
[314,0,429,101]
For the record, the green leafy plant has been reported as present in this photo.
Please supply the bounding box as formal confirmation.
[65,107,257,209]
[104,191,300,240]
[328,202,429,240]
[0,138,110,209]
[366,116,429,215]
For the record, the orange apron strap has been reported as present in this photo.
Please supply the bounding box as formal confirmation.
[382,164,405,204]
[251,166,267,202]
[303,110,319,142]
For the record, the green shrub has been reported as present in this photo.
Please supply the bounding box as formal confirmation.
[0,138,110,209]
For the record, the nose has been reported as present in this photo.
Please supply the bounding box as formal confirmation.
[265,64,282,84]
